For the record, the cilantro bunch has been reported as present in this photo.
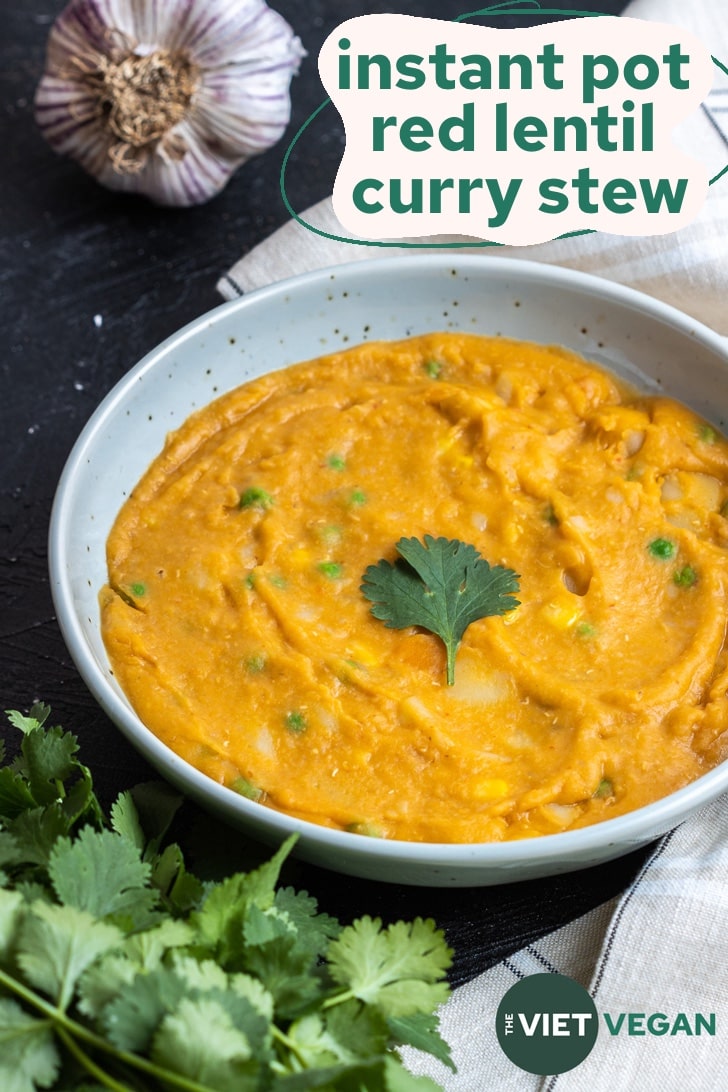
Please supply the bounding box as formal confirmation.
[0,705,453,1091]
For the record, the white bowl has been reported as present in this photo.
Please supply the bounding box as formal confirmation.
[49,256,728,886]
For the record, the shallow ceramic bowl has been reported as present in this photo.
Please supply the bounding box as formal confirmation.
[50,256,728,886]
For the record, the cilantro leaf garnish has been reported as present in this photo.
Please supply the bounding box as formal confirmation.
[0,707,454,1091]
[361,535,520,685]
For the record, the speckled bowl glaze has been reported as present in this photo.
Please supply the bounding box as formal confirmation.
[49,256,728,886]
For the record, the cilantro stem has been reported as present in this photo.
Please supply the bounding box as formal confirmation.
[0,966,61,1020]
[0,967,219,1092]
[271,1024,310,1068]
[445,641,457,687]
[55,1026,130,1092]
[321,988,356,1010]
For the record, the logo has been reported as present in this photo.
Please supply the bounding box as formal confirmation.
[495,973,598,1075]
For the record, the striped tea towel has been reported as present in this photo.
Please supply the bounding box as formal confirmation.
[400,797,728,1091]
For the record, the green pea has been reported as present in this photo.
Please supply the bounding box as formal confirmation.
[285,711,307,733]
[673,565,697,588]
[648,537,676,560]
[239,486,274,510]
[317,561,343,580]
[423,359,443,379]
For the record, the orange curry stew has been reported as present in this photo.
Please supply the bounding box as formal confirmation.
[101,333,728,842]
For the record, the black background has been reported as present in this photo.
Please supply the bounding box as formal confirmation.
[0,0,647,987]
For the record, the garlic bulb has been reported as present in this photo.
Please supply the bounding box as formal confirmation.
[34,0,305,207]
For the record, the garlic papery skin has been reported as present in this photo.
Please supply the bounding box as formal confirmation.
[34,0,305,207]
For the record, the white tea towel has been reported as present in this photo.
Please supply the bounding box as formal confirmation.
[219,1,728,1088]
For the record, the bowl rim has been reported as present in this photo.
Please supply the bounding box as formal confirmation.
[49,253,728,869]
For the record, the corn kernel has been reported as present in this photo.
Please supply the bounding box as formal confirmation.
[541,598,581,630]
[438,433,474,472]
[436,432,457,454]
[348,642,380,667]
[288,547,311,570]
[471,778,509,800]
[504,520,523,544]
[450,452,474,470]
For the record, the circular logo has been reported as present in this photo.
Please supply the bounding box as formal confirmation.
[495,973,598,1075]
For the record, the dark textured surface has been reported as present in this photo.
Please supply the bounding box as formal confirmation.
[0,0,643,987]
